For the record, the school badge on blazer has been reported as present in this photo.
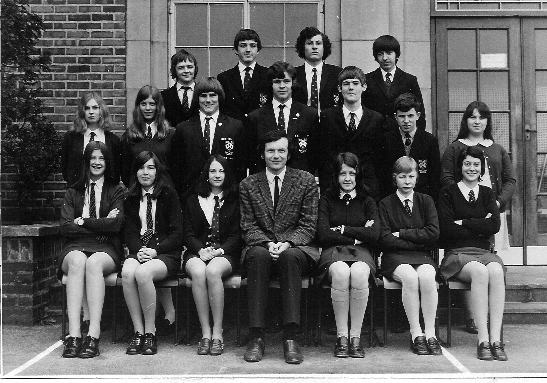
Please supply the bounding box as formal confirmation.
[333,92,340,106]
[259,93,268,107]
[418,159,428,174]
[221,137,234,159]
[294,134,308,154]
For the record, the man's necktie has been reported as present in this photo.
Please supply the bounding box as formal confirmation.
[243,67,252,92]
[310,68,318,109]
[141,193,154,245]
[404,199,412,216]
[204,117,212,154]
[273,176,280,213]
[404,132,412,155]
[89,132,96,142]
[89,182,97,218]
[348,112,356,132]
[208,195,221,248]
[146,125,152,140]
[468,190,476,203]
[277,104,285,131]
[181,86,190,112]
[342,194,351,205]
[385,72,392,96]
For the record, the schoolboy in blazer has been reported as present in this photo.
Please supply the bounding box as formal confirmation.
[362,35,426,131]
[293,27,342,115]
[170,77,247,203]
[161,49,199,128]
[318,66,385,199]
[246,61,319,175]
[217,29,269,122]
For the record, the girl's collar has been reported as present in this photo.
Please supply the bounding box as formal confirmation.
[458,138,493,147]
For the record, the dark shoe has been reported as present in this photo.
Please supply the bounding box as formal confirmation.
[348,337,365,358]
[244,337,265,362]
[334,336,349,358]
[156,318,175,336]
[426,337,443,355]
[410,335,429,355]
[78,336,100,358]
[126,332,145,355]
[141,333,158,355]
[283,339,303,364]
[62,337,82,358]
[477,341,493,360]
[465,319,478,334]
[491,341,508,361]
[197,338,211,355]
[210,338,224,356]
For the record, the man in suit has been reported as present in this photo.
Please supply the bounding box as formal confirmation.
[240,129,319,364]
[362,35,426,131]
[161,49,199,128]
[318,66,385,199]
[217,29,269,121]
[246,61,319,175]
[382,93,440,200]
[170,77,247,203]
[293,27,342,116]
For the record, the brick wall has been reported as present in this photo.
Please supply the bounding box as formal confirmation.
[1,0,127,224]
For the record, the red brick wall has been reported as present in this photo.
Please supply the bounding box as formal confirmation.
[1,0,127,223]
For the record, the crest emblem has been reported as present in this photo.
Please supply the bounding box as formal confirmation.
[418,159,428,174]
[259,93,268,107]
[222,137,234,158]
[333,92,340,105]
[296,135,308,154]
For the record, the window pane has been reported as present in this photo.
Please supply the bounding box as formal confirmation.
[257,47,285,66]
[449,113,463,143]
[448,72,476,110]
[537,113,547,152]
[250,3,284,46]
[448,29,476,69]
[537,71,547,111]
[479,29,508,55]
[491,113,510,151]
[210,4,243,46]
[286,48,300,67]
[176,4,207,46]
[536,30,547,69]
[189,48,209,78]
[480,72,509,110]
[210,48,234,77]
[285,3,317,46]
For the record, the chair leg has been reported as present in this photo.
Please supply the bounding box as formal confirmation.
[61,285,67,340]
[304,287,309,346]
[383,289,388,346]
[111,286,117,343]
[447,288,452,347]
[369,286,374,348]
[174,286,179,345]
[236,287,241,346]
[185,286,191,345]
[316,289,323,346]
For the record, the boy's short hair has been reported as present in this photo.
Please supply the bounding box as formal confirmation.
[295,26,332,60]
[170,49,199,80]
[193,77,225,103]
[265,61,297,99]
[233,28,262,51]
[394,93,422,114]
[338,66,366,87]
[372,35,401,59]
[393,156,417,175]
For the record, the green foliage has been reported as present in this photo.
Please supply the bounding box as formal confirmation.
[1,0,61,205]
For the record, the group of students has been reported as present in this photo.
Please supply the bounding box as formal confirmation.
[57,26,516,365]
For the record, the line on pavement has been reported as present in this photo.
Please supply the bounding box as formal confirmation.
[441,346,471,373]
[5,340,63,377]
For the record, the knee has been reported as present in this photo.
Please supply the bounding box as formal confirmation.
[66,252,87,272]
[470,264,489,285]
[277,250,298,266]
[401,272,419,291]
[85,256,103,275]
[350,263,370,289]
[487,263,505,284]
[329,262,350,289]
[418,266,437,288]
[121,264,135,282]
[134,267,153,285]
[205,266,223,282]
[247,247,271,265]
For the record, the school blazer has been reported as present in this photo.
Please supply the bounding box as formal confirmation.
[169,114,247,201]
[318,105,385,198]
[161,85,198,128]
[293,63,342,112]
[362,68,426,130]
[61,130,121,186]
[246,101,319,174]
[123,186,183,256]
[217,64,269,121]
[239,167,319,263]
[382,128,441,200]
[182,194,242,257]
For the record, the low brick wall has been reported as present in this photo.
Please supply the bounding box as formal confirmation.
[2,223,63,325]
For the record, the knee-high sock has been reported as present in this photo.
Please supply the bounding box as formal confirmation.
[331,288,350,338]
[349,287,369,339]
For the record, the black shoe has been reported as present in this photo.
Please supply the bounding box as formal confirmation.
[210,339,224,356]
[78,336,100,358]
[156,318,175,336]
[283,339,303,364]
[410,335,429,355]
[348,337,365,358]
[244,337,265,362]
[334,336,349,358]
[491,341,508,361]
[426,337,443,355]
[197,338,211,355]
[62,337,82,358]
[477,341,493,361]
[126,332,145,355]
[465,319,478,334]
[141,333,158,355]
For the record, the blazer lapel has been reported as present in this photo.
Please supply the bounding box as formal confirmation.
[257,172,274,217]
[211,114,226,153]
[373,69,390,98]
[296,66,308,100]
[287,102,301,136]
[264,103,277,127]
[230,66,244,95]
[276,168,296,213]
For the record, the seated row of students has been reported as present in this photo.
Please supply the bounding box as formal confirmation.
[59,131,507,364]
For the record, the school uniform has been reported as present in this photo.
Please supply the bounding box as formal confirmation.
[183,193,241,271]
[362,67,426,131]
[61,130,121,186]
[293,63,342,114]
[161,83,198,128]
[246,99,319,174]
[123,185,183,276]
[217,62,269,121]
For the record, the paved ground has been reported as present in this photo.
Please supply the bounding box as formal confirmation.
[3,322,547,380]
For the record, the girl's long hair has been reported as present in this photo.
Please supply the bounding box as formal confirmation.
[71,141,116,191]
[127,150,170,198]
[126,85,172,141]
[72,92,113,133]
[194,154,238,201]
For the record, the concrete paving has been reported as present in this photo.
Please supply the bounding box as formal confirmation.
[3,323,547,378]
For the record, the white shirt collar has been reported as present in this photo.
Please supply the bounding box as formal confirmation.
[89,176,104,189]
[458,138,493,147]
[305,61,323,75]
[399,127,417,139]
[177,82,195,91]
[266,167,286,184]
[238,61,256,73]
[396,189,414,205]
[141,186,155,199]
[84,128,105,139]
[339,189,357,199]
[457,181,480,201]
[199,110,219,125]
[381,67,397,81]
[342,104,363,121]
[208,191,224,201]
[272,97,292,112]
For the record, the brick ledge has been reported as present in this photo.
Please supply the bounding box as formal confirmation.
[2,222,60,237]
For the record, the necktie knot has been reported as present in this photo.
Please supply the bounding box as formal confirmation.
[145,192,151,201]
[90,182,96,188]
[312,68,317,73]
[244,67,251,73]
[342,194,351,205]
[404,132,412,147]
[468,190,476,203]
[146,125,152,139]
[180,86,191,90]
[89,132,96,141]
[214,195,220,205]
[386,72,392,82]
[404,198,412,216]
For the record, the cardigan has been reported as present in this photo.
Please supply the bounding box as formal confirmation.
[438,183,500,251]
